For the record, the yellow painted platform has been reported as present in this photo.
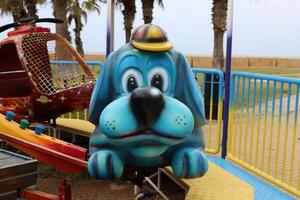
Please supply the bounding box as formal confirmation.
[56,118,94,137]
[164,161,254,200]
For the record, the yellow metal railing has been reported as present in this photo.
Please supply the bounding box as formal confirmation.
[227,72,300,197]
[193,68,224,154]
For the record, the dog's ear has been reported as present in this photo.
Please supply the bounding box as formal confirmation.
[174,52,206,126]
[88,54,115,125]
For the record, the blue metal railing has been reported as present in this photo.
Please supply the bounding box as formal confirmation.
[50,60,104,77]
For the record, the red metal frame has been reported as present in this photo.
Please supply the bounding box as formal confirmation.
[21,190,59,200]
[20,179,71,200]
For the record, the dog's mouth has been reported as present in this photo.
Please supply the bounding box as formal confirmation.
[109,129,183,140]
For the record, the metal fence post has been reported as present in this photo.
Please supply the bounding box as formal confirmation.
[221,0,234,159]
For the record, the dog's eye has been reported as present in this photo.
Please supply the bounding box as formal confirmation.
[127,76,139,92]
[151,74,163,91]
[121,69,143,93]
[148,67,169,92]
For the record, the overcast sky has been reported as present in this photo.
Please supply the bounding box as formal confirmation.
[0,0,299,57]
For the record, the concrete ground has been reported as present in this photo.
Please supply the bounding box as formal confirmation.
[37,163,136,200]
[36,163,182,200]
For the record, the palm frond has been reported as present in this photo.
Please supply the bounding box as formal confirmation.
[156,0,164,9]
[116,0,124,11]
[0,0,13,16]
[37,0,47,5]
[67,13,73,24]
[82,0,100,15]
[81,10,87,23]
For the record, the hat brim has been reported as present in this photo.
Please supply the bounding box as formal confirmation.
[131,41,173,52]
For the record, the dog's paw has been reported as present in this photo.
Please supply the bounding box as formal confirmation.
[171,148,208,179]
[88,150,124,180]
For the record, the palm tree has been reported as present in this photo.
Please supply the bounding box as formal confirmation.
[0,0,47,22]
[24,0,38,18]
[117,0,136,42]
[52,0,72,42]
[141,0,163,24]
[0,0,27,22]
[52,0,72,60]
[11,0,25,22]
[68,0,84,56]
[0,1,14,19]
[68,0,100,56]
[211,0,228,69]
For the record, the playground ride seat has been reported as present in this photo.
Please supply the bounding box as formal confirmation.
[88,24,208,181]
[0,71,31,98]
[0,42,32,98]
[0,18,95,122]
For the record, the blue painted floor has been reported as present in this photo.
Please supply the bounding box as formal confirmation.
[208,156,295,200]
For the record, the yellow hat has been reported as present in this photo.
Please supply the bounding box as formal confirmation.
[131,24,173,52]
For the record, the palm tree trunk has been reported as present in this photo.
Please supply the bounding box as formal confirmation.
[120,0,136,42]
[212,0,228,69]
[12,14,20,23]
[24,0,38,18]
[74,17,84,56]
[141,0,154,24]
[212,29,225,69]
[52,0,71,42]
[11,0,23,22]
[52,0,71,60]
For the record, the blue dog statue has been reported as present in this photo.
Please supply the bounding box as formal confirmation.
[88,24,208,180]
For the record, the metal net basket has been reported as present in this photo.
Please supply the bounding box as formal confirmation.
[21,32,95,95]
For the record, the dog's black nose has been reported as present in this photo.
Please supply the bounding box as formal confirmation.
[130,87,164,127]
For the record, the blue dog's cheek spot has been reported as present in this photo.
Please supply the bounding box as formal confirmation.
[104,120,117,131]
[174,115,188,126]
[152,96,194,138]
[100,96,138,137]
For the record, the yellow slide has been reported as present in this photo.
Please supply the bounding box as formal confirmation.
[0,112,87,173]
